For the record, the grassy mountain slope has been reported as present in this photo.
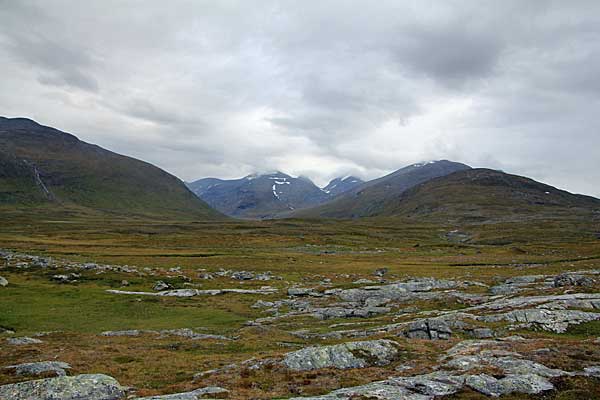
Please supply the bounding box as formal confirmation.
[0,117,221,219]
[292,160,471,218]
[388,168,600,222]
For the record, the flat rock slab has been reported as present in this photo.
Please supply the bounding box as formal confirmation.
[0,374,124,400]
[479,308,600,332]
[0,276,8,286]
[100,328,228,340]
[135,386,228,399]
[7,337,43,345]
[5,361,71,377]
[106,287,277,297]
[283,339,401,371]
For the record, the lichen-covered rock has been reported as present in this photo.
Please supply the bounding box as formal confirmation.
[0,374,124,400]
[136,386,229,399]
[465,373,553,396]
[288,379,429,400]
[5,361,71,377]
[480,308,600,332]
[311,306,390,320]
[288,287,316,296]
[283,339,401,371]
[405,319,452,340]
[391,372,465,396]
[7,337,43,345]
[338,278,460,303]
[231,271,254,280]
[0,276,8,287]
[554,273,594,287]
[101,329,142,337]
[153,281,172,291]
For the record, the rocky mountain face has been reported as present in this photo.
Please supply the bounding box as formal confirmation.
[0,117,220,219]
[186,172,332,219]
[292,160,472,218]
[322,176,364,196]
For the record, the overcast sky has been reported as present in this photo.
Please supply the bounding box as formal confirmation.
[1,1,599,195]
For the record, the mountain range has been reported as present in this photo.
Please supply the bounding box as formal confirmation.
[2,116,599,222]
[186,173,364,219]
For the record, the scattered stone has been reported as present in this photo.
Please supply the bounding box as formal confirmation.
[465,373,553,396]
[153,281,172,291]
[120,280,129,287]
[231,271,254,280]
[159,328,229,341]
[554,273,594,287]
[251,300,275,309]
[136,386,229,399]
[373,268,388,277]
[0,374,124,400]
[52,273,80,283]
[584,366,600,377]
[446,230,471,243]
[5,361,71,377]
[288,287,315,296]
[469,328,495,339]
[405,319,452,340]
[7,336,43,345]
[0,276,7,287]
[101,330,142,337]
[489,284,522,295]
[283,339,401,371]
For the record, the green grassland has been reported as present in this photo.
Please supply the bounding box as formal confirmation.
[1,209,600,398]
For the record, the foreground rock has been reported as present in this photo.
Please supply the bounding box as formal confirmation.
[0,275,7,287]
[283,339,401,371]
[136,386,228,399]
[5,361,71,377]
[0,374,124,400]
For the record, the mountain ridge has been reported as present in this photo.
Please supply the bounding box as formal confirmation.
[0,116,221,219]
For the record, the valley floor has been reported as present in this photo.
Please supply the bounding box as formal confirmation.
[1,211,600,399]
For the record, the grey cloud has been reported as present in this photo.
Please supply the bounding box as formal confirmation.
[0,1,599,196]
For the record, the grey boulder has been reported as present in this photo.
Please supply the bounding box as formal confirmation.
[5,361,71,377]
[0,276,8,287]
[7,337,43,345]
[283,339,401,371]
[0,374,124,400]
[465,373,554,396]
[405,319,452,340]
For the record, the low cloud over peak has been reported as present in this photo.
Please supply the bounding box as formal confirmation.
[1,0,599,195]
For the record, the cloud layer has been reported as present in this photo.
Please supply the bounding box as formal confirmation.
[1,0,599,195]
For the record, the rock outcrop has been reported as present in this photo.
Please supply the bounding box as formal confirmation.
[136,386,229,399]
[0,374,124,400]
[5,361,71,377]
[283,339,401,371]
